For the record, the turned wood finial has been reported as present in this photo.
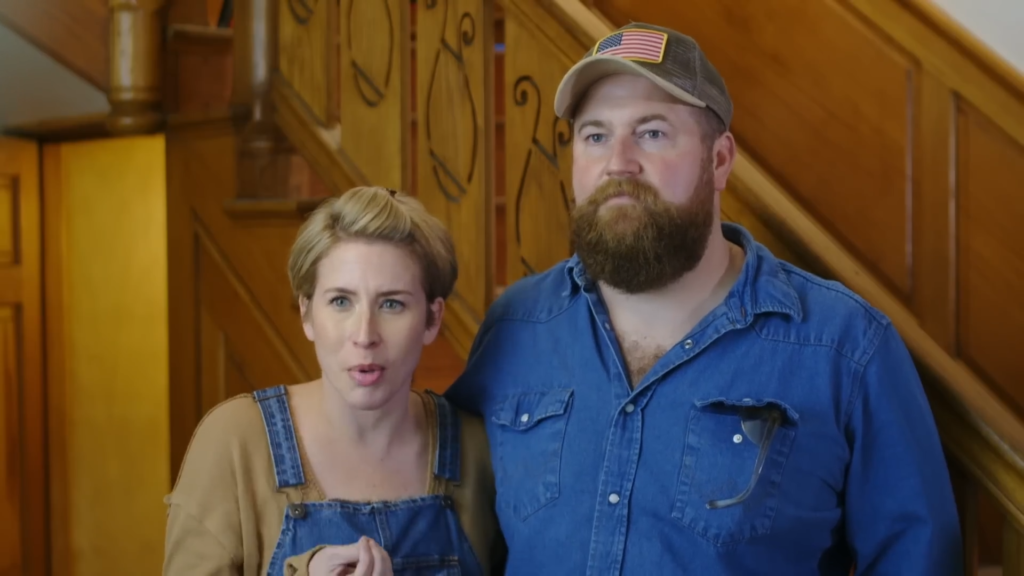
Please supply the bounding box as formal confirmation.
[107,0,166,134]
[232,0,295,198]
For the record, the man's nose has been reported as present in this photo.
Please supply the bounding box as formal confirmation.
[605,136,641,178]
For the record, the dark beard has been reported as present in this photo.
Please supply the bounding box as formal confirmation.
[570,165,716,294]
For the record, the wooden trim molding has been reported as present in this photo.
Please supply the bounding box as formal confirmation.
[896,0,1024,100]
[222,197,324,220]
[843,0,1024,147]
[270,75,365,194]
[2,114,110,143]
[41,143,71,576]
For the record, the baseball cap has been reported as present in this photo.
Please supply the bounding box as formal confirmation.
[553,22,733,128]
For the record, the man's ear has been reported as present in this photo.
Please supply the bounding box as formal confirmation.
[299,296,314,342]
[423,297,446,345]
[712,131,737,192]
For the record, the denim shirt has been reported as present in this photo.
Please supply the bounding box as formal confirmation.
[445,223,962,575]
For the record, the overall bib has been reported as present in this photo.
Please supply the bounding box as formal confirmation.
[254,385,484,576]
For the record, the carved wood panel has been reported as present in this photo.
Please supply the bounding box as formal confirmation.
[196,223,308,414]
[415,0,494,354]
[340,0,412,191]
[503,7,579,280]
[956,100,1024,413]
[279,0,336,125]
[0,139,46,576]
[167,123,319,475]
[0,305,24,575]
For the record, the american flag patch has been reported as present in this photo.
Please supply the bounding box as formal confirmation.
[592,29,668,63]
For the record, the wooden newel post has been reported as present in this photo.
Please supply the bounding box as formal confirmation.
[232,0,293,198]
[108,0,165,134]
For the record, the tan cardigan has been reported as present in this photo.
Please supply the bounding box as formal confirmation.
[163,388,503,575]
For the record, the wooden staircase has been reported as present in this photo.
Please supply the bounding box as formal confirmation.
[156,0,1024,573]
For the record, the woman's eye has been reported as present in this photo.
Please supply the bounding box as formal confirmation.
[584,134,605,144]
[643,129,664,139]
[381,299,405,311]
[329,296,349,308]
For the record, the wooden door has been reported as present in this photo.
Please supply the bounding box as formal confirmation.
[0,137,47,575]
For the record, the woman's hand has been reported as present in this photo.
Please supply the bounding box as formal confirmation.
[308,536,393,576]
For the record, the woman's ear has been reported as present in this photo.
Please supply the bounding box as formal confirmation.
[299,296,314,342]
[423,297,445,345]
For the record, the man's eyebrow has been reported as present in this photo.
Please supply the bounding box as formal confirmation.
[634,113,671,126]
[574,114,673,134]
[575,119,605,134]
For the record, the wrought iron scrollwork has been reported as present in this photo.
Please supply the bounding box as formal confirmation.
[512,75,572,276]
[349,0,395,107]
[424,0,479,203]
[288,0,318,25]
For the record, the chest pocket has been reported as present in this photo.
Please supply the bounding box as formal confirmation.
[391,556,461,575]
[491,388,574,521]
[672,397,798,546]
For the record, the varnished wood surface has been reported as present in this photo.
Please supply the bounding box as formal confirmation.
[0,0,109,90]
[0,137,46,576]
[43,136,171,575]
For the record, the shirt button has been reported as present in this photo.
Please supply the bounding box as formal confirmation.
[520,413,530,423]
[733,434,743,444]
[604,322,611,330]
[608,493,621,504]
[624,403,635,413]
[683,339,694,349]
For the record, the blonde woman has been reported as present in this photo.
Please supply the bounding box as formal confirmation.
[163,187,503,575]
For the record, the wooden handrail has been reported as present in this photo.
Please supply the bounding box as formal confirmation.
[270,76,365,195]
[896,0,1024,101]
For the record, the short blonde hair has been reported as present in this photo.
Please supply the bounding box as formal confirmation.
[288,186,458,319]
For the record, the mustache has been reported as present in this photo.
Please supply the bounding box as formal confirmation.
[587,178,661,206]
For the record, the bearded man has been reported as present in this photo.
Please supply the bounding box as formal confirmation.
[446,22,962,575]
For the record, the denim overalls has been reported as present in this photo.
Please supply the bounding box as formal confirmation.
[253,385,484,576]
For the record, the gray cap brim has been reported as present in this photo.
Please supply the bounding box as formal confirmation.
[553,56,708,119]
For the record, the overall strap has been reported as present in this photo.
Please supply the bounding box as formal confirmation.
[427,391,462,484]
[253,385,307,489]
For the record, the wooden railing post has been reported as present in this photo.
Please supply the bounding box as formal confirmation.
[233,0,294,198]
[107,0,166,134]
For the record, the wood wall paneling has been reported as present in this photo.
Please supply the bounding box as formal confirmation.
[956,100,1024,414]
[0,137,46,576]
[43,136,170,575]
[278,0,335,125]
[912,69,957,353]
[503,3,578,282]
[339,0,411,191]
[415,0,495,356]
[167,121,321,477]
[165,25,234,116]
[196,220,307,413]
[168,0,227,26]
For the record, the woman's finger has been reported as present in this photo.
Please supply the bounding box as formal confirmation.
[309,544,362,576]
[352,537,375,576]
[368,539,391,576]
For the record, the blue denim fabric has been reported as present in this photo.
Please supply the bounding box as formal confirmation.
[446,223,962,575]
[253,386,482,576]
